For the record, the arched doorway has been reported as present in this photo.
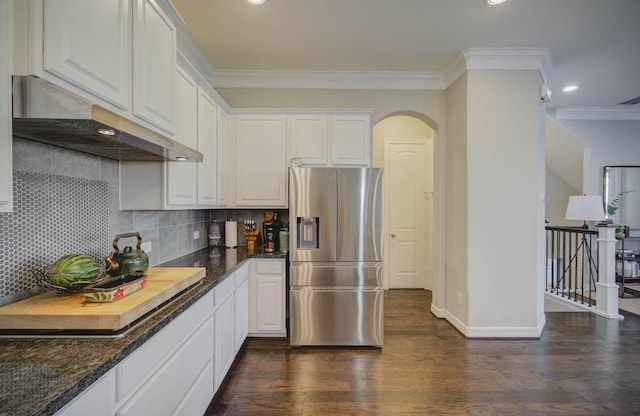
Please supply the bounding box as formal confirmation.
[372,114,435,290]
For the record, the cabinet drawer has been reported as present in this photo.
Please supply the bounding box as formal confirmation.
[116,290,213,401]
[116,316,214,416]
[55,371,115,416]
[234,263,249,287]
[256,259,284,274]
[215,274,235,306]
[171,360,214,416]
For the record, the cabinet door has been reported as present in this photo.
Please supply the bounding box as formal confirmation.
[216,108,229,207]
[236,116,288,207]
[197,90,218,207]
[55,371,116,416]
[171,360,214,416]
[256,276,285,333]
[43,0,131,110]
[290,115,329,166]
[249,259,286,336]
[166,66,198,207]
[117,317,214,416]
[132,0,176,133]
[234,279,249,354]
[214,295,235,389]
[0,0,11,213]
[330,115,371,166]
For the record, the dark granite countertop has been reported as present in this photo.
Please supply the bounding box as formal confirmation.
[0,247,286,416]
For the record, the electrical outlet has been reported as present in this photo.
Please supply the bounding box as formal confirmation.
[141,241,152,253]
[457,292,463,305]
[193,230,200,240]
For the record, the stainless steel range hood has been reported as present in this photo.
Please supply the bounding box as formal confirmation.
[12,76,203,162]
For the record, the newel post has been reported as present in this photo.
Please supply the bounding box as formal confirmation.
[595,225,624,319]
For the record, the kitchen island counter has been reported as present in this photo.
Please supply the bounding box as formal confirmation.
[0,247,286,416]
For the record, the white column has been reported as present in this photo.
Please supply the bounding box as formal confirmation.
[595,225,624,319]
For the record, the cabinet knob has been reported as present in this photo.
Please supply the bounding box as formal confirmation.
[390,233,396,238]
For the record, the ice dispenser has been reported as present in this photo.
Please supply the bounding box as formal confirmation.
[297,217,319,249]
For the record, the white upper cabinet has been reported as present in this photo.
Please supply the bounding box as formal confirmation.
[132,0,176,134]
[43,0,131,110]
[330,114,371,166]
[235,115,288,207]
[289,115,329,166]
[289,113,371,167]
[216,107,229,207]
[14,0,178,135]
[196,89,218,207]
[120,62,226,210]
[165,65,198,207]
[1,0,13,213]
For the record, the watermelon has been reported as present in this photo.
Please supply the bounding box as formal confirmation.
[48,254,100,287]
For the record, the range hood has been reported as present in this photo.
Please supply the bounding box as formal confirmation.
[12,76,203,162]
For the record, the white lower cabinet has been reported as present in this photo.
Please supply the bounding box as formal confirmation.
[171,360,215,416]
[116,316,214,416]
[54,371,116,416]
[249,259,286,337]
[234,264,249,354]
[115,291,214,415]
[53,258,284,415]
[214,276,236,390]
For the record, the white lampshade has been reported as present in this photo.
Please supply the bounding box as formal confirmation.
[565,195,605,221]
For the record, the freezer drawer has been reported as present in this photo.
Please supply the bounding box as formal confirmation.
[290,262,383,287]
[290,288,383,347]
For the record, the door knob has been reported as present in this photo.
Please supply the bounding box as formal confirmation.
[390,233,396,238]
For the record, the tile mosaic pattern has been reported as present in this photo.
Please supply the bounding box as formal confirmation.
[0,171,108,302]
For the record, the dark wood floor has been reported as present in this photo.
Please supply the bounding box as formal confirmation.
[206,290,640,415]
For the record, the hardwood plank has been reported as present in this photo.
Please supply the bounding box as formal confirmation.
[206,289,640,416]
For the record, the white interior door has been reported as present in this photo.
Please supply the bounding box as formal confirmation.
[384,139,430,289]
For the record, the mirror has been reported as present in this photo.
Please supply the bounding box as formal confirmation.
[603,166,640,236]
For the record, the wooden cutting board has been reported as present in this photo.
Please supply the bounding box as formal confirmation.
[0,267,206,331]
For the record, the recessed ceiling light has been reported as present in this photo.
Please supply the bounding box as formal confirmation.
[487,0,508,5]
[562,84,580,93]
[246,0,265,4]
[175,156,188,161]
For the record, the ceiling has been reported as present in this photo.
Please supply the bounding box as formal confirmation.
[171,0,640,109]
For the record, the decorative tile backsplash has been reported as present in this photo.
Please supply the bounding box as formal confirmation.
[1,138,288,305]
[0,171,109,301]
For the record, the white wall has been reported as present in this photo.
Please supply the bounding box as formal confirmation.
[444,74,469,325]
[555,119,640,195]
[465,70,545,335]
[545,168,580,226]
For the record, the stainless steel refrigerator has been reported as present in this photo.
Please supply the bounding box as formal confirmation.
[289,167,384,347]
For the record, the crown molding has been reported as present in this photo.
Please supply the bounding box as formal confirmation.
[211,70,446,90]
[555,106,640,121]
[176,29,232,113]
[155,0,185,27]
[229,108,374,116]
[444,47,553,88]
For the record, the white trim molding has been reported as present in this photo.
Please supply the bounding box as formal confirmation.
[445,47,553,88]
[444,309,546,338]
[210,48,553,91]
[555,106,640,121]
[211,69,445,90]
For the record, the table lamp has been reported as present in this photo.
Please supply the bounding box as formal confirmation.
[565,195,605,229]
